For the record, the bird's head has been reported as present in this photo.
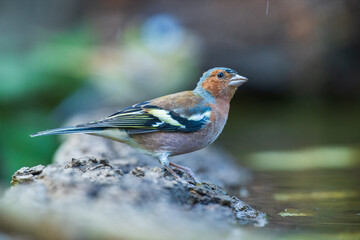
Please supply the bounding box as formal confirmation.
[195,67,248,101]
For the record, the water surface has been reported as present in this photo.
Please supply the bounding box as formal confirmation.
[241,168,360,239]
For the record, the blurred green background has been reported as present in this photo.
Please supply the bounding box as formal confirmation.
[1,0,360,238]
[1,0,359,182]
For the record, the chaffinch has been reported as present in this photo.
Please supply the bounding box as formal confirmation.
[31,67,248,183]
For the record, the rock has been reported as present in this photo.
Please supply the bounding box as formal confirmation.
[10,165,45,185]
[53,134,251,188]
[1,134,267,239]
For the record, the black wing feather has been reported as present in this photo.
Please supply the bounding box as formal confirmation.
[76,101,211,134]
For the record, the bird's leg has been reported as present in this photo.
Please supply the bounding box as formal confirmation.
[169,162,200,184]
[158,154,187,184]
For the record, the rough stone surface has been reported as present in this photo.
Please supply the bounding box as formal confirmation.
[53,133,251,188]
[1,134,267,240]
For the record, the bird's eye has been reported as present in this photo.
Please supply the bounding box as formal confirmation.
[217,72,225,79]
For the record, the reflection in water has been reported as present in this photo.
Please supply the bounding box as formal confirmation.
[241,169,360,238]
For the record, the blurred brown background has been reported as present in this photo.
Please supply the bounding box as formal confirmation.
[1,0,359,182]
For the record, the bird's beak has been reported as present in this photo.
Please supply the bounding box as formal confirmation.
[229,74,248,87]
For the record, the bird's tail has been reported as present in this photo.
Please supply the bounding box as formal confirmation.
[30,126,103,138]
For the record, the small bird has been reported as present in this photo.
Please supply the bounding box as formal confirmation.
[31,67,248,183]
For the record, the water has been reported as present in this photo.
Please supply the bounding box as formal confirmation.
[241,169,360,239]
[221,101,360,238]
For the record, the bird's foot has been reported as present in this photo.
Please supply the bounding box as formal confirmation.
[169,162,200,184]
[163,165,190,184]
[159,155,199,185]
